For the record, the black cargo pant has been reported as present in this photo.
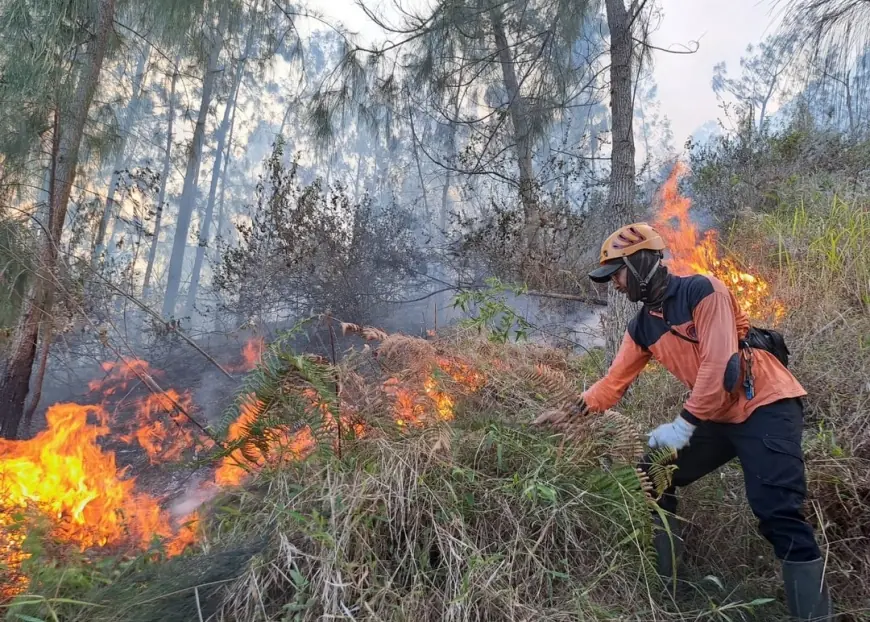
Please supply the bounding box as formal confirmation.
[640,397,821,562]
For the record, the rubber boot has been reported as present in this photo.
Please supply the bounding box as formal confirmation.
[782,558,834,621]
[652,512,684,588]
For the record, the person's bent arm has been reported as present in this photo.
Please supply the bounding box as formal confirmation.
[582,330,651,412]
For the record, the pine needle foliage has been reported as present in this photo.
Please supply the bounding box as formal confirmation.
[309,0,605,155]
[0,218,33,338]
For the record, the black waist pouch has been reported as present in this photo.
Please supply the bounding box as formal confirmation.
[742,326,790,368]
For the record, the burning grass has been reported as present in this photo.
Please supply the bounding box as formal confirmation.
[33,426,661,621]
[0,402,196,601]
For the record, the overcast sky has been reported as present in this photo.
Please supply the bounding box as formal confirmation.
[306,0,785,151]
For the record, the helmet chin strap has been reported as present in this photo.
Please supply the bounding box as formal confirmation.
[622,255,661,302]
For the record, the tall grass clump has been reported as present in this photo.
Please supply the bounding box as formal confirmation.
[762,180,870,617]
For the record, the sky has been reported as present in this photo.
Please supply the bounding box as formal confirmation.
[305,0,786,149]
[647,0,784,146]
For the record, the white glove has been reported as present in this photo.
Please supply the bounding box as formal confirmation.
[648,415,696,450]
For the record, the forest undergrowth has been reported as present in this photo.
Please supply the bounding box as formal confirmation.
[5,163,870,622]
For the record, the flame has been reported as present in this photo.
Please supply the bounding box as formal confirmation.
[436,358,487,391]
[165,512,199,556]
[228,336,265,373]
[0,513,27,598]
[652,162,784,322]
[385,357,486,426]
[0,403,194,597]
[424,376,455,420]
[385,379,427,427]
[214,394,316,487]
[0,335,489,597]
[0,338,277,598]
[86,358,211,464]
[118,389,208,464]
[88,359,153,396]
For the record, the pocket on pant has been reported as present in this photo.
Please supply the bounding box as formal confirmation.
[760,436,807,496]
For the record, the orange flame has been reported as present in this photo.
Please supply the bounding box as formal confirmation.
[652,162,784,322]
[436,357,487,391]
[86,358,211,464]
[0,403,194,597]
[228,336,265,373]
[0,337,277,598]
[214,394,316,487]
[118,389,207,464]
[385,379,428,427]
[88,359,153,396]
[0,336,489,598]
[424,376,455,421]
[385,357,486,427]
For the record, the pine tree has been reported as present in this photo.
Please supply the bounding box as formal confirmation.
[0,0,117,439]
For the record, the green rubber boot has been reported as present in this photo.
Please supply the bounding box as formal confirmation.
[782,558,834,621]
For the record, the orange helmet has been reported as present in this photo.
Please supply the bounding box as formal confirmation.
[589,222,666,283]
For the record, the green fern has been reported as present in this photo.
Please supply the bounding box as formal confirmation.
[217,317,317,433]
[212,316,345,472]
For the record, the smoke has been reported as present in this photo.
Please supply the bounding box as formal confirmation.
[168,473,220,519]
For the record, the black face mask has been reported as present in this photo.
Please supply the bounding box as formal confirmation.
[623,250,670,308]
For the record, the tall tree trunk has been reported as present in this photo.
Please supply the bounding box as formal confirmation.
[162,6,228,318]
[845,70,854,135]
[439,92,460,237]
[214,89,237,263]
[490,7,540,242]
[408,100,431,227]
[0,0,115,439]
[604,0,639,364]
[758,73,778,132]
[21,290,53,435]
[143,64,179,299]
[213,88,236,262]
[353,153,364,200]
[185,24,253,316]
[92,44,151,265]
[22,114,62,436]
[439,165,452,234]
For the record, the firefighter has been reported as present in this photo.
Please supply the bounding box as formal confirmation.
[534,223,833,621]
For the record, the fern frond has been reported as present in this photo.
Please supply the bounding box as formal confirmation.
[376,334,437,375]
[646,446,679,499]
[361,326,388,341]
[340,322,361,335]
[523,364,578,407]
[336,321,388,341]
[211,317,350,475]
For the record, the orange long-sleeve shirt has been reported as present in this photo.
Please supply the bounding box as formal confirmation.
[582,274,806,424]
